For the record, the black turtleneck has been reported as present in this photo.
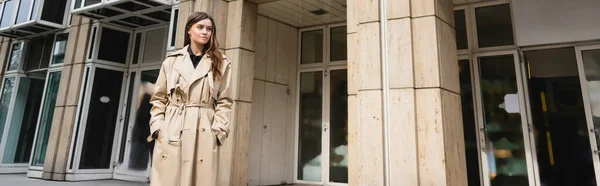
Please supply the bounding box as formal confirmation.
[188,47,205,68]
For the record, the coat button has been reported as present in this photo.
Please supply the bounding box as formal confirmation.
[202,128,206,132]
[199,158,204,164]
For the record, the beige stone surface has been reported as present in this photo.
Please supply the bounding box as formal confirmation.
[226,0,257,51]
[254,16,268,81]
[347,33,358,95]
[416,88,446,185]
[54,65,72,107]
[265,19,277,82]
[69,15,81,27]
[347,95,358,185]
[358,22,381,90]
[63,25,80,66]
[357,90,384,185]
[73,23,91,64]
[231,102,252,186]
[387,18,414,89]
[411,0,454,27]
[441,90,467,186]
[437,18,460,94]
[175,0,193,49]
[0,38,10,77]
[357,0,380,24]
[52,105,78,178]
[412,16,440,89]
[388,0,410,19]
[274,22,290,85]
[388,88,418,186]
[346,0,357,33]
[66,64,85,106]
[226,48,255,102]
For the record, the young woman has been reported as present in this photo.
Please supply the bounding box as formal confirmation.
[147,12,233,186]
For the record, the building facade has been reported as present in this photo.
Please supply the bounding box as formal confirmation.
[0,0,599,185]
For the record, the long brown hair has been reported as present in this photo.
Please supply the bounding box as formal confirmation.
[184,12,223,80]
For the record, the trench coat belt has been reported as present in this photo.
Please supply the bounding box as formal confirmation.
[169,102,213,115]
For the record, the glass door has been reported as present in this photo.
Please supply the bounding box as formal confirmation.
[68,64,126,178]
[113,68,159,181]
[576,45,600,185]
[296,24,348,185]
[473,51,537,186]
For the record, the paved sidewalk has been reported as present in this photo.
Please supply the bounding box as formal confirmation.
[0,174,149,186]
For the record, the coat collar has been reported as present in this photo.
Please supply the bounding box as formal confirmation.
[170,45,212,85]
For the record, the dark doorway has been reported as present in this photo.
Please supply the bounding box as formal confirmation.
[524,47,596,186]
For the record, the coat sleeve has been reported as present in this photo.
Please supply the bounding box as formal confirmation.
[212,60,233,146]
[149,61,170,136]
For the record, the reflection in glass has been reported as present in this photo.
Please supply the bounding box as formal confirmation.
[475,4,514,48]
[7,42,23,71]
[52,33,69,65]
[1,0,15,28]
[329,70,347,183]
[79,68,123,169]
[15,0,32,24]
[98,27,130,64]
[582,49,600,163]
[298,71,323,181]
[459,60,481,186]
[32,72,61,166]
[2,78,45,163]
[330,27,347,61]
[127,70,159,170]
[478,55,529,186]
[455,10,468,50]
[0,77,16,146]
[301,30,323,64]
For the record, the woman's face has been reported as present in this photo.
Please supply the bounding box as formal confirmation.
[187,18,213,46]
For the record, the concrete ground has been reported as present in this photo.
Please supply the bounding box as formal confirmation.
[0,174,149,186]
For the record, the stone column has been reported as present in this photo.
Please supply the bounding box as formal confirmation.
[220,1,256,185]
[347,0,467,185]
[42,15,92,181]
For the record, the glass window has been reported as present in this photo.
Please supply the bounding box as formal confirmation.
[330,26,347,61]
[1,0,16,28]
[51,33,69,65]
[40,0,66,24]
[580,49,600,168]
[478,55,529,185]
[31,0,39,20]
[83,0,100,7]
[459,59,481,186]
[143,29,166,63]
[7,42,23,72]
[88,27,97,60]
[70,67,90,170]
[2,77,45,163]
[475,4,515,48]
[31,71,61,166]
[15,0,32,24]
[301,30,323,64]
[298,71,323,181]
[329,69,347,183]
[79,68,124,169]
[132,33,141,64]
[24,37,44,71]
[455,10,468,50]
[0,77,16,146]
[170,8,179,48]
[97,27,130,64]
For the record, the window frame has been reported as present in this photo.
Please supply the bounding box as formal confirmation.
[470,0,518,52]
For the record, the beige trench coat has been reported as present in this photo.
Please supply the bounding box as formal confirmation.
[148,45,232,186]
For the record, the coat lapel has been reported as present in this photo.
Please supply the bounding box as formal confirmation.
[172,45,213,89]
[190,54,212,84]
